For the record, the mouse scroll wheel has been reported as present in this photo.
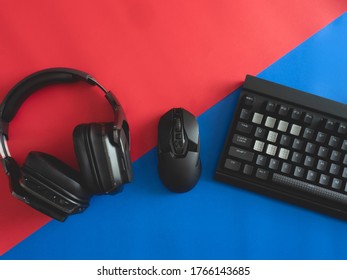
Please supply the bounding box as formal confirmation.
[175,118,182,132]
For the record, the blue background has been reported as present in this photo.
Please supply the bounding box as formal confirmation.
[2,13,347,260]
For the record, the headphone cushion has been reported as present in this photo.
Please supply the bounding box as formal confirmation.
[73,123,123,194]
[22,152,90,204]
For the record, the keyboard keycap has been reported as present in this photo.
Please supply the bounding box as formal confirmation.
[269,158,279,170]
[232,134,252,148]
[240,109,251,120]
[243,164,253,175]
[256,168,269,180]
[305,142,316,154]
[290,124,301,136]
[341,140,347,151]
[266,144,277,156]
[316,132,327,143]
[329,163,340,175]
[280,135,291,146]
[256,155,267,166]
[332,178,342,190]
[236,122,253,134]
[253,140,265,152]
[303,128,314,140]
[225,159,241,171]
[294,166,305,178]
[338,123,347,134]
[292,138,303,150]
[291,109,301,120]
[319,174,330,186]
[291,152,303,163]
[277,120,289,132]
[281,162,292,174]
[306,170,317,182]
[228,146,254,162]
[330,150,341,162]
[243,95,255,107]
[265,101,276,112]
[267,131,278,143]
[278,148,290,160]
[303,113,313,124]
[328,136,339,148]
[342,167,347,178]
[265,116,276,128]
[317,160,328,172]
[324,119,335,131]
[318,146,329,158]
[304,156,314,167]
[278,105,289,117]
[255,127,266,138]
[252,112,264,124]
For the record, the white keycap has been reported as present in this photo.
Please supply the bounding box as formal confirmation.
[265,116,276,128]
[267,131,278,143]
[252,112,264,124]
[290,124,302,136]
[254,140,265,152]
[278,148,290,160]
[266,144,277,156]
[277,120,289,132]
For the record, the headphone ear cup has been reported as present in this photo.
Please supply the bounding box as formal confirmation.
[22,152,90,205]
[73,123,125,194]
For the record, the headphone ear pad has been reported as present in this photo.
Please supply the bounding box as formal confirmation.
[73,123,124,194]
[22,152,90,204]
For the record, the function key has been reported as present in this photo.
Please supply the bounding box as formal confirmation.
[243,95,255,107]
[338,123,347,134]
[323,119,335,131]
[265,101,276,113]
[303,128,314,140]
[278,105,289,117]
[303,113,313,125]
[291,109,302,120]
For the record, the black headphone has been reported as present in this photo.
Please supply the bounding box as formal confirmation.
[0,68,133,221]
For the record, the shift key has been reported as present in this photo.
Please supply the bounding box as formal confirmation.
[228,146,254,162]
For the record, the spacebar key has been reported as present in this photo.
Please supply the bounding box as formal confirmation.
[228,146,254,162]
[272,173,347,206]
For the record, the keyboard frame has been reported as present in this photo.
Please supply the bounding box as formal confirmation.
[215,75,347,220]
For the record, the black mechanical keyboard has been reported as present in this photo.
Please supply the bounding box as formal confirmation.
[215,75,347,219]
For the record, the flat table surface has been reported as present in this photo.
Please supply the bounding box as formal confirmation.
[1,2,347,259]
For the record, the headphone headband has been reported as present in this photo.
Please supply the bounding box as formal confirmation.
[0,67,126,158]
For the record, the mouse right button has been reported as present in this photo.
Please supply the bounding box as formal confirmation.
[181,109,199,144]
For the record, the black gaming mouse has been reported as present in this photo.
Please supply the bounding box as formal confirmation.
[158,108,201,192]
